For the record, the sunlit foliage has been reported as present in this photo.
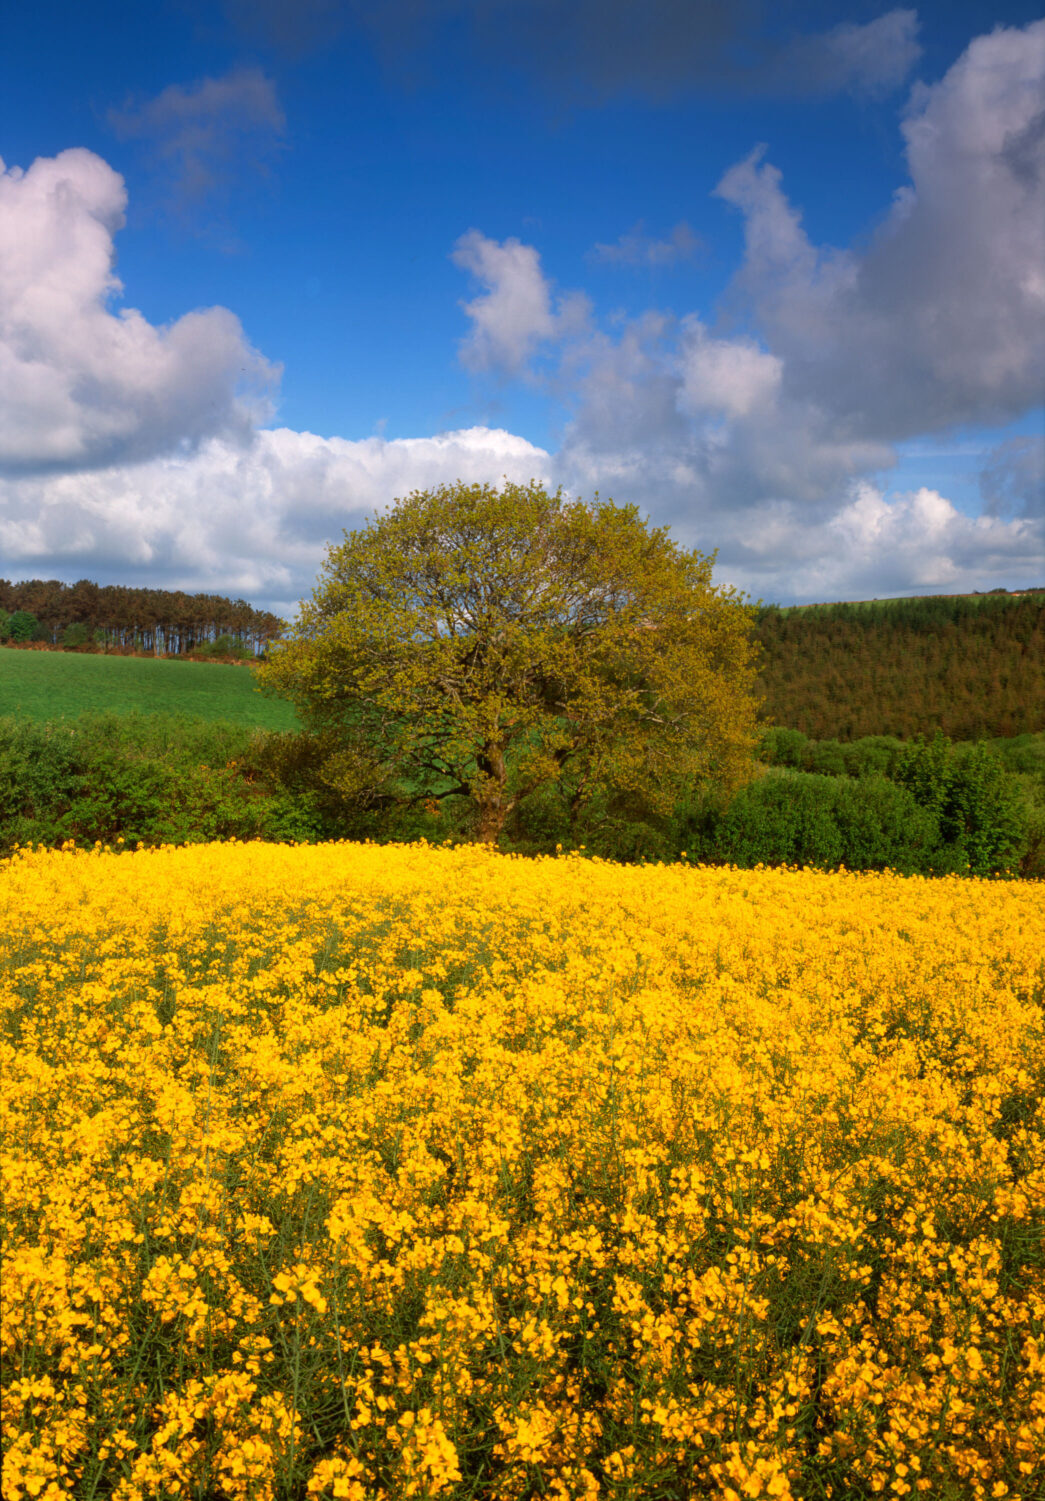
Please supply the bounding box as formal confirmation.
[2,841,1043,1499]
[257,481,760,844]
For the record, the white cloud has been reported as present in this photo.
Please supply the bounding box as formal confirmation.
[450,23,1044,597]
[815,483,1042,598]
[452,230,590,375]
[0,426,552,613]
[4,24,1043,612]
[0,149,278,474]
[676,319,782,420]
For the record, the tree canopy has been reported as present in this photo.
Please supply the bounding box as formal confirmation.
[257,479,762,843]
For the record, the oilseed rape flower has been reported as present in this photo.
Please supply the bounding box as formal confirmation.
[1,839,1043,1499]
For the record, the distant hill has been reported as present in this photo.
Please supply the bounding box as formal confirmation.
[755,590,1045,740]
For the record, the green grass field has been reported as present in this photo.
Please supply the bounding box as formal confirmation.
[0,648,298,730]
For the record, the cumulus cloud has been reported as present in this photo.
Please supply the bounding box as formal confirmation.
[0,426,552,613]
[455,228,894,519]
[108,67,286,211]
[452,230,589,376]
[808,483,1042,599]
[716,20,1045,439]
[455,23,1044,573]
[676,319,782,420]
[698,482,1042,603]
[588,222,702,269]
[0,149,278,474]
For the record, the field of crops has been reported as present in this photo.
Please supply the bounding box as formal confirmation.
[2,842,1043,1500]
[0,649,297,730]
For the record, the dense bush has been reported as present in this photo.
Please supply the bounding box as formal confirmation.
[685,737,1030,877]
[60,622,91,651]
[988,731,1045,776]
[676,772,943,875]
[758,728,910,779]
[893,733,1030,876]
[0,715,322,852]
[8,610,40,643]
[1,713,1036,877]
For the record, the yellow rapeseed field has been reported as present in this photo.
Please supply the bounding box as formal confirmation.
[1,841,1043,1501]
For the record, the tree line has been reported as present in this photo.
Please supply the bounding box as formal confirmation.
[755,591,1045,741]
[0,579,284,656]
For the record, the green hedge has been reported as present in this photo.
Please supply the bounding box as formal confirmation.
[0,714,1035,877]
[676,773,941,875]
[0,714,321,851]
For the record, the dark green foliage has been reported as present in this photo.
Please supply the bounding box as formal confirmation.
[709,731,1034,876]
[60,622,91,651]
[676,773,943,875]
[207,633,241,658]
[757,726,810,767]
[504,779,677,864]
[756,591,1045,740]
[3,710,1035,877]
[0,714,322,853]
[988,733,1045,776]
[9,610,39,643]
[894,734,1029,875]
[758,729,911,780]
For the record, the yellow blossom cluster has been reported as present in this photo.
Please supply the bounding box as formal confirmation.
[2,840,1043,1500]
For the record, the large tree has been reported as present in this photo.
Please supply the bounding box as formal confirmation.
[257,480,762,844]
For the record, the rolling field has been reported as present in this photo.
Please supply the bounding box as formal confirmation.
[2,840,1043,1499]
[0,648,298,730]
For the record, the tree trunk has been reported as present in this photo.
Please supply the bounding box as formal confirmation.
[476,739,511,845]
[476,798,508,845]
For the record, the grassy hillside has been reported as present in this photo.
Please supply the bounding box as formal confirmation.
[0,647,298,730]
[755,590,1045,740]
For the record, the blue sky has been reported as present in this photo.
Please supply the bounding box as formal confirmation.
[1,0,1042,610]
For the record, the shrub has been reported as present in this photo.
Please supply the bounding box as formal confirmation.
[61,622,91,651]
[988,732,1045,776]
[802,738,848,777]
[8,610,39,643]
[0,714,322,853]
[895,733,1028,875]
[759,729,908,779]
[757,726,809,767]
[205,633,242,659]
[678,771,943,874]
